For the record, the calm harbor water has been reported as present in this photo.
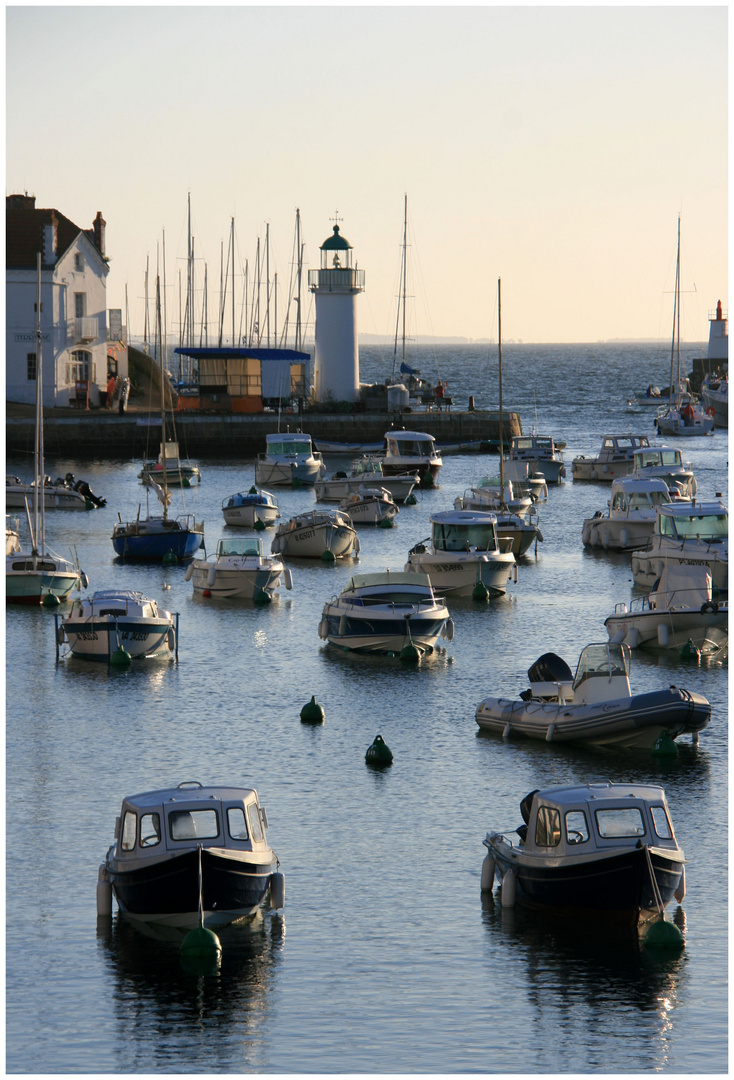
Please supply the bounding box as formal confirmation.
[6,343,728,1073]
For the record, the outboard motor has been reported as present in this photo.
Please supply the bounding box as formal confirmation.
[527,652,574,684]
[74,479,107,508]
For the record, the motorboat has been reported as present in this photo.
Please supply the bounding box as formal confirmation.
[508,434,566,485]
[101,781,282,930]
[185,538,292,600]
[630,499,728,590]
[404,510,516,597]
[338,487,399,526]
[700,372,728,429]
[315,456,418,503]
[254,432,325,487]
[630,445,697,499]
[138,440,201,486]
[481,782,686,926]
[317,570,452,655]
[497,458,549,501]
[474,642,710,749]
[456,481,533,519]
[382,430,442,485]
[222,487,281,528]
[6,517,21,555]
[581,477,673,551]
[55,590,178,661]
[271,508,359,560]
[5,472,106,510]
[571,434,652,482]
[605,563,728,653]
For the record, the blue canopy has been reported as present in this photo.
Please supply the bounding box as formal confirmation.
[400,361,420,375]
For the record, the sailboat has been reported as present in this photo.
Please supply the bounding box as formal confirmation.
[112,276,205,561]
[388,195,433,406]
[6,254,87,605]
[656,216,714,437]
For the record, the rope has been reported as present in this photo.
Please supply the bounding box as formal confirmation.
[644,844,665,917]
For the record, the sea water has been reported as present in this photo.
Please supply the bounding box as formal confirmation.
[6,343,728,1072]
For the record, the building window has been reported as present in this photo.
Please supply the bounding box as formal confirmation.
[74,253,84,272]
[74,293,85,318]
[27,353,37,380]
[66,350,95,385]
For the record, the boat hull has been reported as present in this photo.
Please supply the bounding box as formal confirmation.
[6,569,79,604]
[5,484,91,510]
[605,605,728,650]
[320,609,447,654]
[255,460,323,487]
[272,523,356,559]
[338,499,397,525]
[112,522,204,561]
[572,459,634,482]
[405,552,514,597]
[62,617,174,660]
[382,460,441,483]
[139,465,200,486]
[315,475,417,503]
[701,385,728,428]
[222,504,280,527]
[475,687,710,748]
[582,517,655,551]
[630,544,728,590]
[191,563,283,599]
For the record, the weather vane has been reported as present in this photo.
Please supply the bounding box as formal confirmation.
[330,210,343,227]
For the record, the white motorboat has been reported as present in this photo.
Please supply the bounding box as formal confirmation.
[101,781,282,930]
[571,434,653,482]
[254,432,325,487]
[315,456,418,503]
[509,434,566,484]
[582,478,673,551]
[56,590,178,661]
[455,481,533,519]
[338,487,399,525]
[605,563,728,652]
[185,538,292,600]
[6,472,106,510]
[139,440,201,486]
[700,372,728,429]
[382,430,442,486]
[475,642,710,749]
[317,570,452,655]
[222,487,281,528]
[271,508,359,560]
[630,445,697,499]
[404,510,516,597]
[630,499,728,590]
[481,782,686,927]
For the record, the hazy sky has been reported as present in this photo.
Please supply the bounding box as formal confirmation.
[6,5,728,344]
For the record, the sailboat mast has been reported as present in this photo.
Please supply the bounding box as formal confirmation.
[392,195,408,380]
[669,216,680,400]
[401,194,408,370]
[156,275,169,522]
[33,252,43,556]
[498,278,504,497]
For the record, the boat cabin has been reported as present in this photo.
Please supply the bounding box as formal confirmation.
[429,511,505,553]
[385,431,439,460]
[70,589,162,619]
[510,435,560,459]
[633,447,686,471]
[216,538,264,559]
[655,500,728,542]
[263,433,317,460]
[609,478,671,515]
[352,456,386,478]
[597,434,651,460]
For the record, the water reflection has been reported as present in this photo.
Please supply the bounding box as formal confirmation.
[97,911,283,1072]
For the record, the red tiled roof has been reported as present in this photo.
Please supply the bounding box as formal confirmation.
[6,198,95,269]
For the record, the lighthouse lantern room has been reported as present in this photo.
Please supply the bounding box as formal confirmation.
[309,222,365,404]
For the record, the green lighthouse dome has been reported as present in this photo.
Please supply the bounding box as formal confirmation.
[320,224,352,251]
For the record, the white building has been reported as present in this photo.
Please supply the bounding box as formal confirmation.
[308,223,365,404]
[6,194,110,407]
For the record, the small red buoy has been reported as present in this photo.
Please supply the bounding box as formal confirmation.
[203,589,211,598]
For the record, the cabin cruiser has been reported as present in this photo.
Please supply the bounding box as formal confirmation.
[185,538,292,600]
[56,589,178,661]
[700,371,727,429]
[317,570,452,655]
[655,399,715,438]
[404,510,516,597]
[271,508,358,560]
[571,434,652,482]
[6,472,106,510]
[630,499,728,590]
[481,782,686,926]
[456,481,533,519]
[454,491,542,557]
[605,563,727,653]
[6,547,86,606]
[382,430,442,485]
[338,488,399,525]
[630,446,696,499]
[315,456,418,503]
[509,434,565,485]
[222,487,281,528]
[139,440,201,486]
[254,433,325,487]
[475,642,710,749]
[581,478,673,551]
[101,781,282,930]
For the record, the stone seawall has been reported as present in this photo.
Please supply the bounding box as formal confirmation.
[6,409,522,461]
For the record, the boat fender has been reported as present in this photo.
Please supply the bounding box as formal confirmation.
[206,566,217,588]
[80,571,89,590]
[589,528,599,547]
[338,615,348,638]
[502,722,512,740]
[700,601,718,614]
[480,852,495,892]
[657,623,670,648]
[674,864,686,903]
[545,722,555,743]
[619,527,629,549]
[184,563,194,582]
[56,624,66,646]
[270,871,285,910]
[601,527,611,550]
[500,869,516,908]
[283,567,293,591]
[582,524,591,546]
[167,627,176,651]
[318,617,328,640]
[354,535,361,555]
[609,628,626,645]
[96,864,112,917]
[536,528,544,543]
[445,617,454,642]
[512,564,518,583]
[625,627,640,649]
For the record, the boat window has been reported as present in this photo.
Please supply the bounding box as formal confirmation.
[433,522,497,552]
[227,807,249,840]
[268,440,309,457]
[650,805,673,840]
[595,807,645,838]
[535,806,561,847]
[573,643,628,688]
[565,810,589,845]
[390,439,428,457]
[667,512,727,540]
[612,492,626,511]
[12,560,58,571]
[247,802,264,843]
[169,808,219,841]
[139,813,161,848]
[121,811,137,852]
[217,539,261,557]
[661,451,682,466]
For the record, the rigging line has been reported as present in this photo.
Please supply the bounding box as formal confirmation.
[407,213,441,380]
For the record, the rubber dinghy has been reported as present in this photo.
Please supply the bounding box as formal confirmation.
[475,642,710,750]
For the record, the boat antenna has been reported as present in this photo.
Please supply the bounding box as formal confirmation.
[392,194,408,381]
[34,252,45,558]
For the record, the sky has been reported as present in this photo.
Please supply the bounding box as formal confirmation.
[5,4,729,345]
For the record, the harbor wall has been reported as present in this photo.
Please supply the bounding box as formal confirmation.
[6,409,523,461]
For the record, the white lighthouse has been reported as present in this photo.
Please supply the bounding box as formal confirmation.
[309,222,365,404]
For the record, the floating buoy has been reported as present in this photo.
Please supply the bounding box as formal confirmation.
[180,923,222,963]
[162,550,178,566]
[420,472,434,489]
[652,731,678,757]
[300,695,325,724]
[379,516,394,529]
[400,642,421,663]
[110,646,132,667]
[253,589,272,605]
[365,733,393,766]
[96,864,112,917]
[500,869,516,908]
[42,593,60,608]
[404,493,417,505]
[679,637,700,661]
[254,518,266,532]
[270,871,285,909]
[202,589,211,598]
[643,915,684,951]
[480,853,495,892]
[321,549,336,563]
[249,485,258,494]
[292,476,302,489]
[472,580,489,602]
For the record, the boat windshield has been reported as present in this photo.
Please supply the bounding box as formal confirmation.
[352,458,382,476]
[433,521,498,552]
[573,643,630,689]
[388,439,431,457]
[625,490,670,510]
[660,510,728,540]
[268,439,311,457]
[635,449,683,468]
[217,539,262,557]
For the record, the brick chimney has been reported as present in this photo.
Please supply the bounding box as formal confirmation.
[42,210,59,265]
[93,211,106,257]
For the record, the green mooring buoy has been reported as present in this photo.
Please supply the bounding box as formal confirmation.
[651,731,678,757]
[400,642,421,663]
[249,485,258,494]
[420,472,434,489]
[110,646,132,667]
[472,580,489,602]
[253,589,272,605]
[162,549,178,566]
[253,518,266,532]
[366,734,393,766]
[292,476,302,489]
[180,923,222,971]
[644,915,684,951]
[300,695,325,724]
[321,549,336,563]
[379,516,394,529]
[404,493,417,505]
[679,638,700,662]
[42,593,61,608]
